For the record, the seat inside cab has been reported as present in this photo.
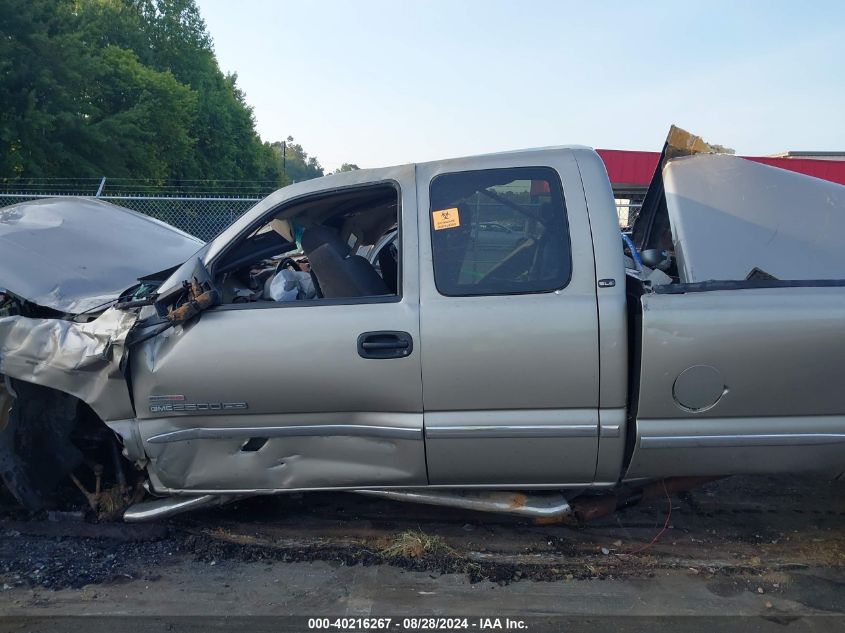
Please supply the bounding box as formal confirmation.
[215,183,399,304]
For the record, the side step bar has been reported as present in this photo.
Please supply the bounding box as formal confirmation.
[123,489,574,522]
[353,489,573,520]
[124,494,239,522]
[121,478,715,523]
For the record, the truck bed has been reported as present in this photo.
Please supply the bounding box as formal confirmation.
[625,283,845,479]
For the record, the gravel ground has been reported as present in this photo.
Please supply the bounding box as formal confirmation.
[0,475,842,626]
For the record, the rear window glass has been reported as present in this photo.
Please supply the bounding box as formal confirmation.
[429,167,571,296]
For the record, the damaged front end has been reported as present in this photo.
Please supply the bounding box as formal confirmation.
[0,300,144,513]
[0,197,204,514]
[0,267,220,515]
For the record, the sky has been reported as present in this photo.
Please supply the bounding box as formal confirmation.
[196,0,845,172]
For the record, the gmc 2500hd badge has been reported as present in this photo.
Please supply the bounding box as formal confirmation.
[148,395,248,413]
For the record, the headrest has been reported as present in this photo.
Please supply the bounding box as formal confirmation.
[300,226,350,258]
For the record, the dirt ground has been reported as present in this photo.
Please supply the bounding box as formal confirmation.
[0,475,843,627]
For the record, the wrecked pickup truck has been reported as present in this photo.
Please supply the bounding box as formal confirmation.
[1,127,844,523]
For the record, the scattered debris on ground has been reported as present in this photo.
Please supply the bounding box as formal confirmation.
[0,476,842,593]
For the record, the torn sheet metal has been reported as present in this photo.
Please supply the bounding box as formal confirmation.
[0,307,138,421]
[632,125,733,252]
[0,198,202,314]
[664,154,845,282]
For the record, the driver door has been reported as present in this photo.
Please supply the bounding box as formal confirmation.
[129,166,426,494]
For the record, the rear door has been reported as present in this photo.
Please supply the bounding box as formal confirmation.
[417,151,600,485]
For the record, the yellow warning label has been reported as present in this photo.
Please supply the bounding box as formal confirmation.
[432,207,460,230]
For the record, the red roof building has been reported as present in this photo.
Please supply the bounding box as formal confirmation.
[595,149,845,190]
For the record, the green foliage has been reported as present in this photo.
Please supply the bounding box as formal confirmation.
[334,163,360,174]
[271,136,325,184]
[0,0,282,188]
[85,45,197,180]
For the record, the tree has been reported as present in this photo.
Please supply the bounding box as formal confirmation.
[81,45,197,180]
[0,0,89,177]
[333,163,360,174]
[271,136,324,184]
[92,0,282,187]
[0,0,283,189]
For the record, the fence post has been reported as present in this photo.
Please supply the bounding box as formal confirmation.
[95,177,106,197]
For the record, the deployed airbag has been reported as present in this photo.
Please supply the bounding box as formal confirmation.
[267,269,316,301]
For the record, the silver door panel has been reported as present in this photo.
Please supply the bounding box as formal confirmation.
[132,302,425,491]
[424,409,598,485]
[133,303,422,418]
[416,151,601,484]
[140,415,426,493]
[627,287,845,478]
[626,415,845,478]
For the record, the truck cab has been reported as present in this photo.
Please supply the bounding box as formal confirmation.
[132,148,629,495]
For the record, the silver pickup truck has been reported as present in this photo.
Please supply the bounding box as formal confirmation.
[1,128,844,522]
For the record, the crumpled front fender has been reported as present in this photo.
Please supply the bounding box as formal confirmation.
[0,308,138,422]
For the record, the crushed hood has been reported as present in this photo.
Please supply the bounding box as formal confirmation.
[0,197,203,314]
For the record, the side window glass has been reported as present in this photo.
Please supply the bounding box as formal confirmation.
[429,167,571,296]
[215,183,400,305]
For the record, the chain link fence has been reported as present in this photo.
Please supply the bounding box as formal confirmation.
[102,196,259,241]
[0,178,641,240]
[0,178,271,241]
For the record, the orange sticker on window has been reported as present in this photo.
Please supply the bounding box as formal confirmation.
[432,207,460,230]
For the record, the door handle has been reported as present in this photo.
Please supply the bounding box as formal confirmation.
[357,331,413,359]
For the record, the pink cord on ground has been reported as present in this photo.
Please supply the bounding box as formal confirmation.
[624,480,672,556]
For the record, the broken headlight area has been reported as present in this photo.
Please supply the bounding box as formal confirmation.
[0,289,67,321]
[0,303,147,518]
[0,290,16,318]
